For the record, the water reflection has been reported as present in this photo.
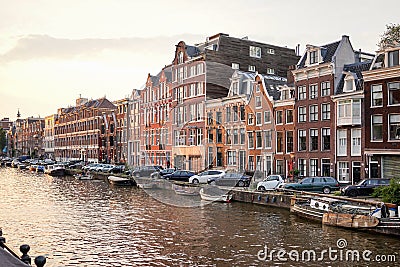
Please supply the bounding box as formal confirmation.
[0,168,399,266]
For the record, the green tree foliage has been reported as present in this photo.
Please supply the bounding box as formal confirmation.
[372,178,400,205]
[378,23,400,49]
[0,128,6,153]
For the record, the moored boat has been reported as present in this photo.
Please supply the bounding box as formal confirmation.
[108,175,136,186]
[173,185,200,196]
[45,164,66,176]
[199,188,232,202]
[74,173,93,180]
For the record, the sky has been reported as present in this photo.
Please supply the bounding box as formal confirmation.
[0,0,398,121]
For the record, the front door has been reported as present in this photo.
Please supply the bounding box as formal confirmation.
[369,162,379,178]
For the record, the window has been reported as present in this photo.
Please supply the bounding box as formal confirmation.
[389,114,400,140]
[240,128,245,145]
[226,129,231,144]
[217,129,222,143]
[310,129,318,151]
[240,105,245,121]
[388,82,400,105]
[256,156,262,171]
[309,105,318,121]
[255,96,261,108]
[286,131,293,153]
[216,112,222,124]
[197,128,203,145]
[264,130,272,148]
[250,46,261,58]
[226,107,231,122]
[321,81,330,96]
[298,159,307,177]
[372,84,383,106]
[321,103,330,120]
[208,147,213,167]
[232,63,239,69]
[267,68,275,74]
[322,128,330,150]
[267,48,275,54]
[208,129,214,143]
[239,151,246,171]
[256,112,262,125]
[388,50,399,67]
[207,112,213,125]
[264,111,271,123]
[255,84,260,92]
[276,110,283,124]
[233,129,239,144]
[227,150,237,166]
[248,132,254,148]
[298,106,306,122]
[309,50,318,64]
[371,115,383,141]
[298,130,306,151]
[178,52,184,64]
[310,159,318,177]
[298,86,307,100]
[309,84,318,99]
[286,110,293,124]
[338,162,349,182]
[351,128,361,156]
[256,131,262,148]
[248,156,254,171]
[248,113,254,125]
[248,65,256,72]
[233,106,239,121]
[337,129,347,156]
[232,81,239,95]
[276,131,283,153]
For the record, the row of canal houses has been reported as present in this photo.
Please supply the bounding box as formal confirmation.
[4,33,400,185]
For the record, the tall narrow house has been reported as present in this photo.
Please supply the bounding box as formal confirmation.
[362,44,400,179]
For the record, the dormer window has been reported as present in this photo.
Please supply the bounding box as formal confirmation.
[250,46,261,58]
[178,52,184,64]
[388,50,399,67]
[343,75,356,92]
[309,50,318,64]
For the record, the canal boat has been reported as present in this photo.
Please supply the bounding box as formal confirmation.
[199,188,232,202]
[74,173,93,180]
[173,185,200,196]
[107,175,136,186]
[44,164,66,176]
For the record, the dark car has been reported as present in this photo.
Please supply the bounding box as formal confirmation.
[341,178,391,197]
[283,176,340,194]
[150,168,175,179]
[207,172,251,187]
[132,165,163,177]
[110,165,125,174]
[163,170,195,182]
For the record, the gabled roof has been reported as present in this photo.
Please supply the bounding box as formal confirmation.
[62,98,116,114]
[335,60,372,94]
[186,45,200,58]
[261,75,288,101]
[297,40,341,68]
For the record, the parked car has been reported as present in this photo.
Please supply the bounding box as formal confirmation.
[207,172,251,187]
[110,165,125,174]
[341,178,391,197]
[189,170,225,184]
[150,168,175,179]
[132,165,163,177]
[257,175,285,191]
[283,176,340,194]
[163,170,195,182]
[99,164,115,173]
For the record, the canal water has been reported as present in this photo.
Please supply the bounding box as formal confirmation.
[0,167,399,267]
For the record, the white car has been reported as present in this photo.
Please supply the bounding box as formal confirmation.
[257,175,285,191]
[189,170,225,184]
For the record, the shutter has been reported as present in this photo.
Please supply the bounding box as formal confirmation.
[382,156,400,179]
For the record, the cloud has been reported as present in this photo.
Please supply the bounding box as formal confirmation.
[0,34,204,63]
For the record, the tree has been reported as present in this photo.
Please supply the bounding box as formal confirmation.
[378,23,400,49]
[0,128,6,154]
[372,178,400,205]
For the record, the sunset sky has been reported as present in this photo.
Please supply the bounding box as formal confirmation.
[0,0,398,120]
